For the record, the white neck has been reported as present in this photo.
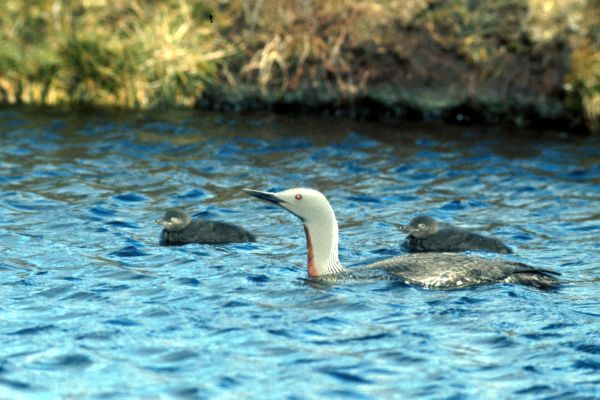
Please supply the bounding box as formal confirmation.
[302,206,344,278]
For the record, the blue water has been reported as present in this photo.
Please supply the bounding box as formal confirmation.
[1,107,599,399]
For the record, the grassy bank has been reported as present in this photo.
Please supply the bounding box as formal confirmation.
[0,0,598,133]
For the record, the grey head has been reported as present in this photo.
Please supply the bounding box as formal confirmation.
[404,215,439,239]
[155,208,192,232]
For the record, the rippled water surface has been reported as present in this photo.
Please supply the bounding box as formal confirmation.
[1,107,599,399]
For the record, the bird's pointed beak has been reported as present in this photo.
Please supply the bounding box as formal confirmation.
[243,189,285,206]
[155,219,167,226]
[398,224,409,233]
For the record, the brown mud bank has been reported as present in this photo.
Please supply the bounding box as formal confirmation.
[199,25,573,131]
[200,0,598,134]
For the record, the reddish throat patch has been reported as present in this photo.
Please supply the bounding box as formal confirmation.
[303,225,318,277]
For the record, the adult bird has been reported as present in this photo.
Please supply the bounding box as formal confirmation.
[401,215,513,253]
[243,188,559,290]
[156,207,256,245]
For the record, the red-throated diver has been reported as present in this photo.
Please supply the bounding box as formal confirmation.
[401,215,512,254]
[243,188,559,289]
[156,207,256,245]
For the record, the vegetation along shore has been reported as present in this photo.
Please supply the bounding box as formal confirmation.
[0,0,598,133]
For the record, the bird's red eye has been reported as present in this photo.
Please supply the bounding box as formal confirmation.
[295,194,303,200]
